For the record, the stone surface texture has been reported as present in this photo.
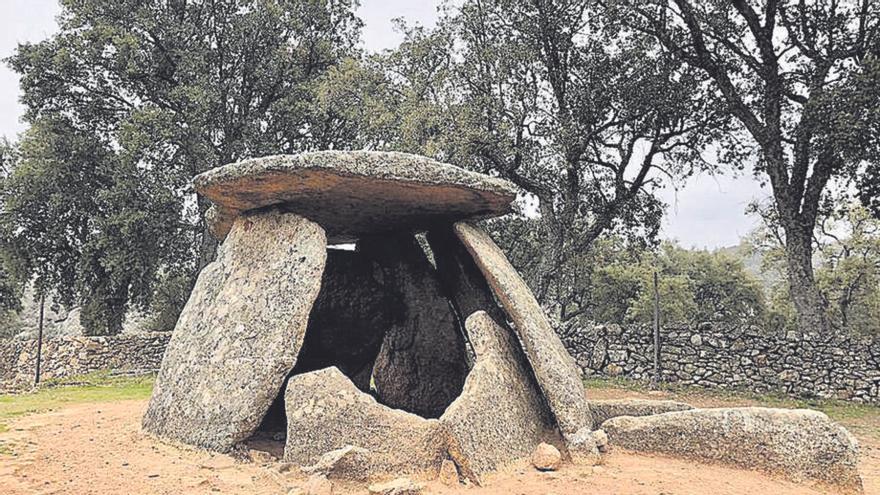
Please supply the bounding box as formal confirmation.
[367,477,423,495]
[564,427,603,465]
[565,322,880,404]
[603,407,863,491]
[589,399,695,426]
[362,234,469,418]
[440,311,554,484]
[530,442,562,471]
[142,210,327,451]
[194,152,518,242]
[301,445,372,481]
[438,459,460,486]
[283,367,448,475]
[453,222,593,435]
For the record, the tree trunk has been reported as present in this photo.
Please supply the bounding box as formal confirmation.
[782,222,829,334]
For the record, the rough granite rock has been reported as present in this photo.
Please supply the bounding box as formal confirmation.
[603,407,863,492]
[302,445,372,481]
[142,210,326,451]
[194,151,518,242]
[362,234,469,418]
[438,459,460,486]
[589,399,694,426]
[564,427,603,465]
[530,442,562,471]
[283,367,448,475]
[440,311,554,484]
[453,222,593,436]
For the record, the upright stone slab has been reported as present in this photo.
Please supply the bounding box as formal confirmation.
[361,234,470,418]
[142,209,327,451]
[441,312,555,484]
[453,222,593,436]
[284,367,448,475]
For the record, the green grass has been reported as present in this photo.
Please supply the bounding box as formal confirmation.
[0,371,154,424]
[584,376,880,436]
[0,371,155,457]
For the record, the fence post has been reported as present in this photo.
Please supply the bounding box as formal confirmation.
[652,270,661,385]
[34,294,45,386]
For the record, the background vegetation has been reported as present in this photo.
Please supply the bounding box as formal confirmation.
[0,0,878,338]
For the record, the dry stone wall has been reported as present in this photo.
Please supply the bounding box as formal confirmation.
[0,333,170,388]
[562,323,880,404]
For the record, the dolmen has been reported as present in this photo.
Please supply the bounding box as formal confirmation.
[142,151,597,484]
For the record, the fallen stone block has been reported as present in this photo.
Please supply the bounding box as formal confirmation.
[603,407,862,492]
[589,398,694,426]
[283,367,447,476]
[301,445,372,481]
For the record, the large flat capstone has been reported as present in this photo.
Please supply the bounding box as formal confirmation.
[453,222,593,437]
[194,151,518,242]
[142,209,327,451]
[603,407,863,491]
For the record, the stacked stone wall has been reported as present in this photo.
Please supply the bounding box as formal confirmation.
[0,333,170,388]
[561,324,880,403]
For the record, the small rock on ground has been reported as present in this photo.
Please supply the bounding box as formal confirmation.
[305,474,332,495]
[531,442,562,471]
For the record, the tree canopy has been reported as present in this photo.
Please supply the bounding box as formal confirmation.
[3,0,363,334]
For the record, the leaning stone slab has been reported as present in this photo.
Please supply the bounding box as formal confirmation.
[283,367,448,475]
[603,407,863,492]
[362,234,470,419]
[142,210,327,451]
[441,311,555,484]
[589,399,694,426]
[453,222,593,436]
[194,151,518,242]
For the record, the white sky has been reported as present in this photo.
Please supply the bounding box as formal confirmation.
[0,0,766,249]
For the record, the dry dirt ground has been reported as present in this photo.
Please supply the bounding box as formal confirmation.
[0,389,877,495]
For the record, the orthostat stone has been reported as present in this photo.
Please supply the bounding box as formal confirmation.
[194,151,518,242]
[452,222,594,436]
[142,209,326,451]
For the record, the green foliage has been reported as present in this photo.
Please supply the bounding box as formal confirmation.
[4,0,363,335]
[486,215,768,328]
[748,201,880,335]
[322,1,729,315]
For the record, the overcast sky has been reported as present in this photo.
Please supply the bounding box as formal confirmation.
[0,0,766,249]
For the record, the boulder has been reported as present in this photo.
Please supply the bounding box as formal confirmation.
[194,151,518,243]
[453,222,593,436]
[589,398,694,426]
[362,234,469,418]
[603,407,863,491]
[142,210,326,451]
[283,367,448,475]
[530,443,562,471]
[564,427,603,465]
[441,311,555,484]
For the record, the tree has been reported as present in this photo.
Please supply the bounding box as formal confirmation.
[322,0,730,318]
[749,200,880,335]
[619,0,880,334]
[6,0,362,334]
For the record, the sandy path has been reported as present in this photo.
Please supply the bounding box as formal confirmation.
[0,398,874,495]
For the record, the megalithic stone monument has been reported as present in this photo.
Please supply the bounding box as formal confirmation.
[142,151,594,482]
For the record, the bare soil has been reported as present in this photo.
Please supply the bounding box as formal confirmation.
[0,391,877,495]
